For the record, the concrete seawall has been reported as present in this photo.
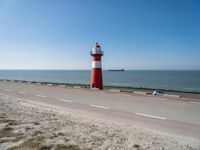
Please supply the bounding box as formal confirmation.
[0,79,199,99]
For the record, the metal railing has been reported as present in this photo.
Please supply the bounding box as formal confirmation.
[90,51,104,55]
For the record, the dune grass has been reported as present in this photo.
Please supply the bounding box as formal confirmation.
[7,135,87,150]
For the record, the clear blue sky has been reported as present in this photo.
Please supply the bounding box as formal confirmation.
[0,0,200,70]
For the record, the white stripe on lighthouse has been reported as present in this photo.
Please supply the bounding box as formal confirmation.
[92,61,102,68]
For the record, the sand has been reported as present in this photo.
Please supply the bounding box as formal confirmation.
[0,94,199,150]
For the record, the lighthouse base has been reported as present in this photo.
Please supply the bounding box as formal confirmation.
[90,68,103,90]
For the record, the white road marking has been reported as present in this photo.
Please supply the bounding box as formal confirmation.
[35,95,46,98]
[4,89,11,91]
[18,92,27,94]
[89,104,110,110]
[190,101,200,104]
[57,99,72,103]
[59,85,66,87]
[148,97,167,101]
[109,89,120,92]
[118,94,131,97]
[136,113,166,120]
[36,83,42,85]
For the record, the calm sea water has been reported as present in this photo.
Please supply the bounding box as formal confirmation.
[0,70,200,92]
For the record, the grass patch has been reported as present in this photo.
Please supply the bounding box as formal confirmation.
[0,116,6,119]
[8,136,89,150]
[0,127,14,138]
[133,144,141,149]
[54,144,81,150]
[0,116,18,126]
[6,120,18,126]
[0,119,15,124]
[0,127,25,143]
[0,138,11,143]
[12,133,26,143]
[33,122,40,125]
[25,126,32,131]
[7,136,46,150]
[32,130,43,136]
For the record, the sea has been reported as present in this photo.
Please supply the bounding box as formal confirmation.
[0,70,200,93]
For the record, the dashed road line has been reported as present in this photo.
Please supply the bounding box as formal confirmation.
[136,113,166,120]
[18,92,27,94]
[36,83,42,85]
[118,94,131,97]
[89,104,110,110]
[35,95,47,98]
[57,99,72,103]
[148,97,167,101]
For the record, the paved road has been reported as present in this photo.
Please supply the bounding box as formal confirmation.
[0,81,200,139]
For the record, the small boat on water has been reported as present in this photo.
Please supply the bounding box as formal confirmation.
[108,68,125,71]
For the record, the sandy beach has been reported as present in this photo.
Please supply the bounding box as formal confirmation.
[0,93,199,150]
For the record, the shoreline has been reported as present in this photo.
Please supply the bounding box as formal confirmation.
[1,79,200,99]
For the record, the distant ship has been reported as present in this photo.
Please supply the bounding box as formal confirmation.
[108,68,125,71]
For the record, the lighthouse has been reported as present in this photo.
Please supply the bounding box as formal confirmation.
[90,42,104,90]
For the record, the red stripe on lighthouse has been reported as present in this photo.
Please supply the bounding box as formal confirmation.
[92,55,101,61]
[91,68,103,89]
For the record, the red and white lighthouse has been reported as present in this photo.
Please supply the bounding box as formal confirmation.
[90,42,104,90]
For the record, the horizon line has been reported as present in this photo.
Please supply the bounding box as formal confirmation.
[0,69,200,71]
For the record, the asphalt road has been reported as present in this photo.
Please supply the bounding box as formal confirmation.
[0,81,200,139]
